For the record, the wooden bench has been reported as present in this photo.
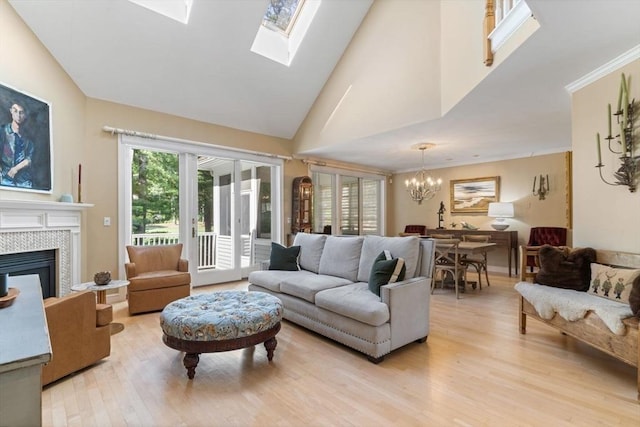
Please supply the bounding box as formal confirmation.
[518,245,640,400]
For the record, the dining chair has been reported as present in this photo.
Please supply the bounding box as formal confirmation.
[433,238,467,299]
[526,227,567,271]
[459,234,490,289]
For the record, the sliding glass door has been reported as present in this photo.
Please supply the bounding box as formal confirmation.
[119,135,282,287]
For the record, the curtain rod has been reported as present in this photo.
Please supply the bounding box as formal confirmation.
[102,125,293,161]
[300,157,391,177]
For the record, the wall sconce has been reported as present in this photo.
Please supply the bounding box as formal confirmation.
[595,73,637,193]
[532,174,549,200]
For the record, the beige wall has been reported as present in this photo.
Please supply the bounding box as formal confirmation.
[390,152,570,271]
[572,60,640,253]
[295,0,441,153]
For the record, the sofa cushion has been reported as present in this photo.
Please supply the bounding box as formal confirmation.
[535,245,596,291]
[357,235,420,282]
[126,244,183,274]
[128,270,191,292]
[280,274,352,303]
[588,263,640,303]
[293,233,327,273]
[315,282,390,327]
[318,236,364,282]
[368,251,406,296]
[248,270,317,293]
[269,242,300,271]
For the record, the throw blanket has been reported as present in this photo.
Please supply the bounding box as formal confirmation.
[515,282,633,335]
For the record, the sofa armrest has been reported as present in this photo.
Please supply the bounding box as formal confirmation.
[380,277,431,350]
[178,258,189,272]
[125,262,136,279]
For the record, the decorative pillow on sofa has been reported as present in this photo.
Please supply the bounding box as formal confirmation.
[368,250,406,296]
[535,245,596,291]
[588,263,640,303]
[269,243,300,271]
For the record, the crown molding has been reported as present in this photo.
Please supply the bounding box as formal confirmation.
[566,44,640,93]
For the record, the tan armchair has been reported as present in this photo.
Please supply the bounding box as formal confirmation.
[125,243,191,315]
[42,291,112,386]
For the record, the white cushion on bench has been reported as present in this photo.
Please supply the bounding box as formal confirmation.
[515,281,633,335]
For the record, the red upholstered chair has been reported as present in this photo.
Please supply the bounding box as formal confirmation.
[526,227,568,270]
[400,225,426,236]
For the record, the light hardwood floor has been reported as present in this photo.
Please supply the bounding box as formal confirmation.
[42,274,640,426]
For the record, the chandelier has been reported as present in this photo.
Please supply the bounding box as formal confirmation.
[405,143,442,204]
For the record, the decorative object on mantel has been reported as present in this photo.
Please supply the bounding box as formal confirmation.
[450,222,458,228]
[94,271,111,285]
[59,193,73,203]
[595,72,637,192]
[78,163,82,203]
[460,221,479,230]
[437,201,446,229]
[487,202,514,230]
[405,143,442,205]
[0,288,19,308]
[532,174,549,200]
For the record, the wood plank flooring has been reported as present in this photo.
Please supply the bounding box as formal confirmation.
[42,274,640,426]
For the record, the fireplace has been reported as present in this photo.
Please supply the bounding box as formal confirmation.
[0,250,56,298]
[0,199,91,297]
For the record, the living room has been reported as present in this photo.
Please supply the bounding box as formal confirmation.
[1,0,639,425]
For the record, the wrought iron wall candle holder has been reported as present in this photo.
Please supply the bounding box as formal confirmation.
[595,73,637,193]
[532,174,549,200]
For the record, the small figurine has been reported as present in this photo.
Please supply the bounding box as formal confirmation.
[437,201,446,229]
[450,222,457,228]
[460,221,479,230]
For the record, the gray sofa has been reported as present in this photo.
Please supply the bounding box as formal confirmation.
[248,234,435,362]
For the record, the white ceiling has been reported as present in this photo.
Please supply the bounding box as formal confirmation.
[8,0,640,173]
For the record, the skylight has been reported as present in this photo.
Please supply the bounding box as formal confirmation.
[128,0,193,24]
[252,0,321,66]
[262,0,305,35]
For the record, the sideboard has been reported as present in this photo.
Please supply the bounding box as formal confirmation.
[426,228,518,276]
[0,275,52,427]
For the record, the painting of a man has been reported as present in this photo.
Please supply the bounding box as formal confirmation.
[0,82,51,193]
[1,102,34,188]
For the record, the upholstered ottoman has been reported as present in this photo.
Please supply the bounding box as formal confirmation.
[160,290,283,379]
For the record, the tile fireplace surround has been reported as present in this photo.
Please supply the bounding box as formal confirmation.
[0,199,92,297]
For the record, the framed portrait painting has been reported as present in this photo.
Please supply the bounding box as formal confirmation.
[0,81,52,193]
[450,176,499,213]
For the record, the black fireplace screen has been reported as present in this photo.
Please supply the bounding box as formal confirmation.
[0,250,56,298]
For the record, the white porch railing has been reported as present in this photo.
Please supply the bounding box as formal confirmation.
[131,232,271,270]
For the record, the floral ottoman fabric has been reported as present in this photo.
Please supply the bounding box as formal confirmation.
[160,291,283,341]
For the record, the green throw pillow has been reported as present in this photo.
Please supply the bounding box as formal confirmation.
[368,250,406,296]
[269,242,300,271]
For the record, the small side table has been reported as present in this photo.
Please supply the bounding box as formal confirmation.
[71,280,129,335]
[71,280,129,304]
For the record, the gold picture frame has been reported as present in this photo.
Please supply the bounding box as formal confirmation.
[450,176,500,213]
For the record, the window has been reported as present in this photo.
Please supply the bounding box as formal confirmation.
[251,0,321,66]
[312,168,385,236]
[262,0,305,35]
[127,0,193,24]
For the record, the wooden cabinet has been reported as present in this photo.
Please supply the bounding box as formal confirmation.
[292,176,313,234]
[426,228,518,276]
[0,275,52,427]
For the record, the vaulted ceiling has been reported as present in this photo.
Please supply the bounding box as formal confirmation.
[8,0,640,172]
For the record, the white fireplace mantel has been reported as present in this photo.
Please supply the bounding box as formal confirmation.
[0,199,93,296]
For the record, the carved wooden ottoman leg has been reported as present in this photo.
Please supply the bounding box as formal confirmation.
[183,353,200,379]
[264,337,277,361]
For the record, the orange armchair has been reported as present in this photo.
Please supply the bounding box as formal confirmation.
[42,291,112,386]
[125,244,191,315]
